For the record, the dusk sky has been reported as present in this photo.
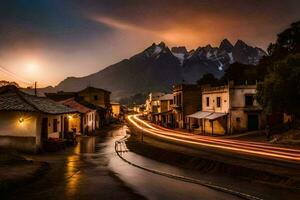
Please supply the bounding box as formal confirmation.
[0,0,300,87]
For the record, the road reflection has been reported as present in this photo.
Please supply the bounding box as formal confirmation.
[65,136,96,198]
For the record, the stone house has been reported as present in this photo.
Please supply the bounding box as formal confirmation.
[0,85,77,152]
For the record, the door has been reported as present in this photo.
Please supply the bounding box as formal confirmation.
[64,117,69,133]
[248,114,259,131]
[41,118,48,142]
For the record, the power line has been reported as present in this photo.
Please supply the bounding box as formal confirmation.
[0,65,33,86]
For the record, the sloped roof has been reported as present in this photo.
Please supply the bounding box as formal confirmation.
[187,111,212,119]
[0,86,77,114]
[75,97,106,112]
[60,98,94,114]
[78,86,111,94]
[159,94,173,101]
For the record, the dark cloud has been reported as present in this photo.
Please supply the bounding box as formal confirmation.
[0,0,299,86]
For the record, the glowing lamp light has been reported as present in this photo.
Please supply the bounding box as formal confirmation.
[19,117,24,124]
[68,115,73,119]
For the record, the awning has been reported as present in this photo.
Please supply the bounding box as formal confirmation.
[204,112,227,120]
[187,111,213,119]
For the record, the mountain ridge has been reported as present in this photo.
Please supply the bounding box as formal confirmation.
[40,39,267,100]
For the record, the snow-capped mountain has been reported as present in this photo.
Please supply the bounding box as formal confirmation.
[48,39,266,99]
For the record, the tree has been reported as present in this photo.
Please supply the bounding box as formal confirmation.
[220,63,264,85]
[0,80,20,87]
[256,54,300,116]
[197,73,219,86]
[266,21,300,60]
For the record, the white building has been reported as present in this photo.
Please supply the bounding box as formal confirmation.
[187,83,265,135]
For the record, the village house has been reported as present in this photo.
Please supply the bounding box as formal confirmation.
[60,98,98,134]
[186,82,265,135]
[0,85,77,152]
[145,92,165,121]
[152,94,174,127]
[172,84,202,129]
[46,86,112,125]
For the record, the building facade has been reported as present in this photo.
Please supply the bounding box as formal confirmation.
[145,92,165,121]
[172,84,202,129]
[153,94,174,127]
[60,98,98,134]
[187,83,265,135]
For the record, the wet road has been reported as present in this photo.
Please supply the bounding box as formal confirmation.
[3,126,244,200]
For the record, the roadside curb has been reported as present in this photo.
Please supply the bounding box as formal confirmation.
[115,134,264,200]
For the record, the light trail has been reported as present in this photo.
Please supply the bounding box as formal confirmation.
[128,115,300,162]
[133,115,300,154]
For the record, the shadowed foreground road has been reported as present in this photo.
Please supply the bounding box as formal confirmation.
[3,126,242,200]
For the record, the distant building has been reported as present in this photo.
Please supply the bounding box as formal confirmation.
[111,102,121,118]
[153,94,174,127]
[77,87,111,110]
[145,92,165,121]
[133,104,146,114]
[172,84,202,129]
[0,85,77,152]
[187,83,265,135]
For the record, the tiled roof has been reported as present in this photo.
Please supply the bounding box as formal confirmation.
[0,86,77,114]
[60,98,94,113]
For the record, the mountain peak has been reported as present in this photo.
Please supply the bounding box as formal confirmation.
[171,46,188,54]
[219,38,233,52]
[158,41,166,48]
[234,39,248,47]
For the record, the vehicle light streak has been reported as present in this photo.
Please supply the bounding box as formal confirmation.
[133,115,300,154]
[128,115,300,162]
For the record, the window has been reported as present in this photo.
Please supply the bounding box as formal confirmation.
[245,95,254,106]
[53,119,58,132]
[94,95,98,100]
[206,97,209,107]
[236,117,241,122]
[216,97,221,107]
[178,93,182,106]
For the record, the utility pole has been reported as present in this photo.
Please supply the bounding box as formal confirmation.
[34,82,37,96]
